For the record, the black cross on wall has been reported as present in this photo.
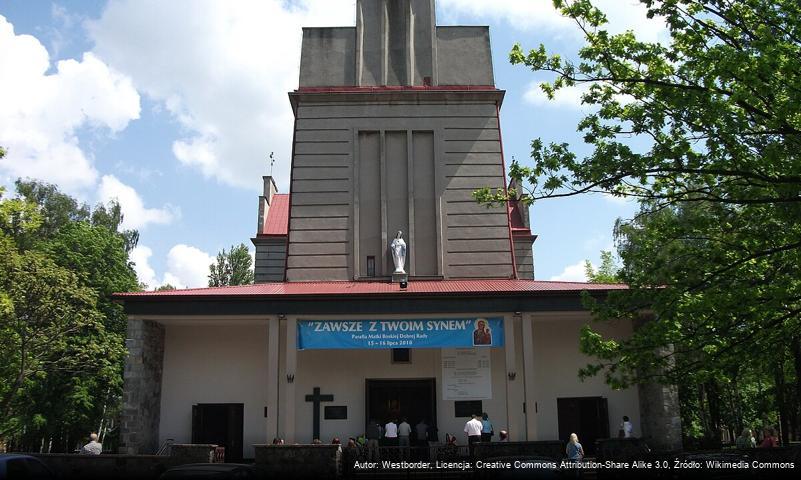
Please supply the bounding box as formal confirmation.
[305,387,334,441]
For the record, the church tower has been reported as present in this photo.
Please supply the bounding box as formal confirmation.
[253,0,535,282]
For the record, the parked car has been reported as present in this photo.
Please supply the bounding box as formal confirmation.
[0,454,57,480]
[159,463,257,480]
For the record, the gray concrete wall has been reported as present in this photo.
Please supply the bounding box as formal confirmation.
[436,26,494,85]
[253,237,287,282]
[285,91,514,281]
[299,2,492,87]
[514,235,535,279]
[120,319,165,455]
[299,28,356,88]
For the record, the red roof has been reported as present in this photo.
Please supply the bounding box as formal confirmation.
[296,85,498,93]
[261,194,289,236]
[116,279,627,299]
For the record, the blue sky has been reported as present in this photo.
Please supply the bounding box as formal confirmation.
[0,1,664,288]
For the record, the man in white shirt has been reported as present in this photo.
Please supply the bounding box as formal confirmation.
[384,419,399,447]
[464,414,483,456]
[398,418,412,458]
[80,433,102,455]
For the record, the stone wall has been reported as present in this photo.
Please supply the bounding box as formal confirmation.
[120,319,165,454]
[254,444,341,479]
[637,381,683,451]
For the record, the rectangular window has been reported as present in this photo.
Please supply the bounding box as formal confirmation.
[454,400,482,418]
[366,256,376,277]
[391,348,411,363]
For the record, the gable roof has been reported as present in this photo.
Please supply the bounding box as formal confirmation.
[261,194,290,236]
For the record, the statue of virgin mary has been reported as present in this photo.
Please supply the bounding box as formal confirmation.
[390,230,406,274]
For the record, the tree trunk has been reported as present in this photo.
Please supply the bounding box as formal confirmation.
[774,358,791,446]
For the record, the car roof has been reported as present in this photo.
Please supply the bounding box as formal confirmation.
[0,454,39,460]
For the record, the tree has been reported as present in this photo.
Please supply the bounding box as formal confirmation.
[584,250,621,283]
[475,0,801,443]
[0,239,124,441]
[208,244,254,287]
[0,180,138,451]
[155,284,177,291]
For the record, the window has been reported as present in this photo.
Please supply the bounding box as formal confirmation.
[454,400,483,418]
[367,256,376,277]
[391,348,411,363]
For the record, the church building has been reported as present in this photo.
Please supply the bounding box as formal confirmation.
[116,0,680,462]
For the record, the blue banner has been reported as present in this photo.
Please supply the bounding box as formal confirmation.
[297,317,504,350]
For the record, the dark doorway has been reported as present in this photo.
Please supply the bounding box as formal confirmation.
[366,379,436,437]
[192,403,244,462]
[557,397,609,456]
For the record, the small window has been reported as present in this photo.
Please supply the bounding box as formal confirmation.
[392,348,411,363]
[367,256,376,277]
[454,400,483,418]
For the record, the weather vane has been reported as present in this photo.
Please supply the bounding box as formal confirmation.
[269,152,275,176]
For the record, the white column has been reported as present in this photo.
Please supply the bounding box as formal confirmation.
[504,314,522,441]
[281,316,298,443]
[266,316,280,442]
[521,314,538,440]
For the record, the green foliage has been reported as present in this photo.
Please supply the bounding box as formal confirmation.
[492,0,801,444]
[208,243,254,287]
[0,180,138,450]
[584,250,621,283]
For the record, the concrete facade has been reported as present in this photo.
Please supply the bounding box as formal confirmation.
[158,323,270,459]
[298,0,493,88]
[118,0,681,458]
[284,91,517,281]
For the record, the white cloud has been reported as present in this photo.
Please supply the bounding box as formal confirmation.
[130,245,158,288]
[0,15,140,192]
[87,0,356,191]
[132,243,215,289]
[441,0,667,43]
[549,260,588,282]
[523,80,591,109]
[98,175,179,230]
[162,244,215,289]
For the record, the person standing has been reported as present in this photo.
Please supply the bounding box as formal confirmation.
[760,427,779,448]
[366,419,382,461]
[464,414,483,456]
[566,433,585,478]
[480,412,493,442]
[384,418,399,447]
[415,419,429,447]
[80,433,102,455]
[398,418,412,458]
[619,416,633,438]
[735,428,756,449]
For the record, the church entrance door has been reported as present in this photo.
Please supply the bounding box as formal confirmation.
[556,396,609,456]
[366,379,436,441]
[191,403,244,462]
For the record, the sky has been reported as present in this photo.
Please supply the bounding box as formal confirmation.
[0,0,666,289]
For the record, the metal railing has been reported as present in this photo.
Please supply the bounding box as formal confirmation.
[155,438,174,456]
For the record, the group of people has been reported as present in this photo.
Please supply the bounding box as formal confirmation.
[463,412,507,448]
[735,427,780,448]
